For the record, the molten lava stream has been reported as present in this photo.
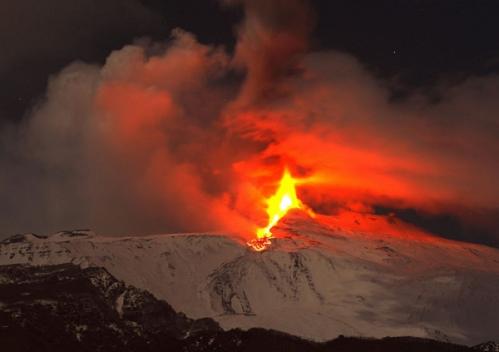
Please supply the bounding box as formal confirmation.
[248,168,313,251]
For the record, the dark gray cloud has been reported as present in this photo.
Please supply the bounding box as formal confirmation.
[0,0,165,122]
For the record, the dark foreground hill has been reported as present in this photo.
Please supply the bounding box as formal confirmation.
[0,264,480,352]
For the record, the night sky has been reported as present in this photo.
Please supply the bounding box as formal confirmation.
[3,0,499,122]
[1,0,499,246]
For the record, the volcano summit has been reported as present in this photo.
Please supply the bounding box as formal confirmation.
[1,212,498,347]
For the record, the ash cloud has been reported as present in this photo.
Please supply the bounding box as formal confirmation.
[224,0,314,104]
[1,30,254,237]
[1,0,498,246]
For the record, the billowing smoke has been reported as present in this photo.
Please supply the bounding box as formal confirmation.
[1,0,498,244]
[1,30,255,237]
[224,0,314,104]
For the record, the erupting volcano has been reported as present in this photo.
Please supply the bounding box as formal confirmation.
[1,0,499,350]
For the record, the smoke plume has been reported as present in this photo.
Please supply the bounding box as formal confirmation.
[1,0,498,245]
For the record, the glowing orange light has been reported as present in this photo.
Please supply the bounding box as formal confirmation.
[256,169,304,238]
[247,168,314,251]
[247,237,272,252]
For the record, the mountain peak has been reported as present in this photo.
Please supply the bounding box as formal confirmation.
[1,217,498,345]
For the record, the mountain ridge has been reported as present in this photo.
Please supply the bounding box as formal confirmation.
[1,213,498,345]
[0,263,482,352]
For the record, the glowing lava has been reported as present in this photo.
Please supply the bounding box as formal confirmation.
[257,169,306,238]
[248,168,313,251]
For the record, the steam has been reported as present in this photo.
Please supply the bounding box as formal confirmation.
[1,0,498,244]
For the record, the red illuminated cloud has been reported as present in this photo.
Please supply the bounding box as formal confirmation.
[2,0,498,243]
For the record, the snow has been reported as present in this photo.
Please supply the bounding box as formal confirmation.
[474,342,499,352]
[1,214,499,345]
[115,292,125,317]
[73,324,88,342]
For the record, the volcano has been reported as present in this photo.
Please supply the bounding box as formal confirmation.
[1,212,498,347]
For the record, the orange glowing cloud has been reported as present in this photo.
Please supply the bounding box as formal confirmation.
[2,0,498,246]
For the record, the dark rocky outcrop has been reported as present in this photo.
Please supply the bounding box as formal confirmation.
[0,264,475,352]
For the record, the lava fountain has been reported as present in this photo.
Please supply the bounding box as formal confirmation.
[247,168,314,251]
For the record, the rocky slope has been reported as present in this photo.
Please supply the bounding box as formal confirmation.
[473,342,499,352]
[1,213,498,345]
[0,263,476,352]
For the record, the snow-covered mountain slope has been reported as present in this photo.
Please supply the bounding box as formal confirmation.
[474,341,499,352]
[1,213,499,345]
[1,264,476,352]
